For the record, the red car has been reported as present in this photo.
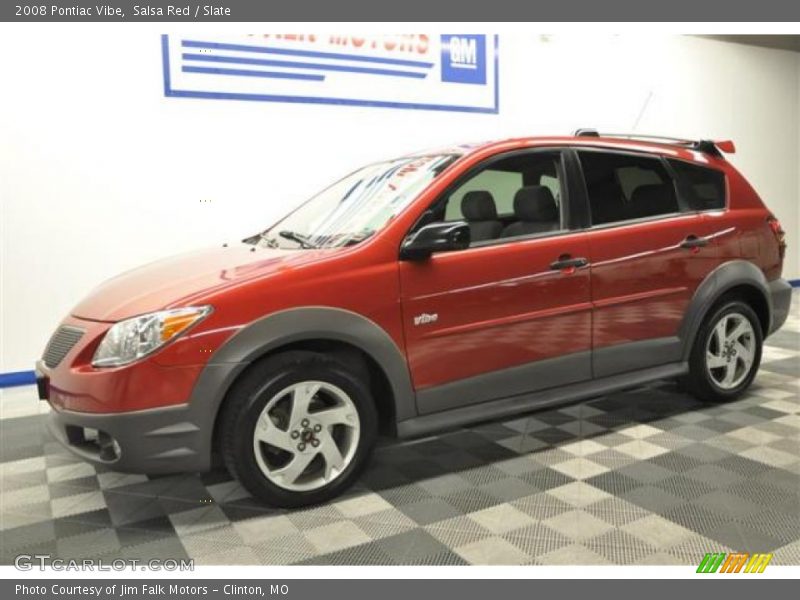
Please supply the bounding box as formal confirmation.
[37,131,791,507]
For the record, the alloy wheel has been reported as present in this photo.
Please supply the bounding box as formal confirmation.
[252,381,361,491]
[705,312,756,390]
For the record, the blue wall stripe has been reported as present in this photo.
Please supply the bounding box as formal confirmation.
[182,53,428,79]
[182,66,324,82]
[181,39,435,69]
[790,279,800,288]
[161,33,172,97]
[0,370,36,388]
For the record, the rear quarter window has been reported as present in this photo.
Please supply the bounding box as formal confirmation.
[668,159,727,211]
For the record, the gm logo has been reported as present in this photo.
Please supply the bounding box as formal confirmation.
[440,35,486,85]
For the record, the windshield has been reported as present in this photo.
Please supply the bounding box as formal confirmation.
[256,154,458,249]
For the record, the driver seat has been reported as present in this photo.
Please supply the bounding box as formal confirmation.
[460,191,502,243]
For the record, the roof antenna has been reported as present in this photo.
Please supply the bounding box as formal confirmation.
[631,90,654,132]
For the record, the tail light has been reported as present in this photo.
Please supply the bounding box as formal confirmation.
[767,215,786,260]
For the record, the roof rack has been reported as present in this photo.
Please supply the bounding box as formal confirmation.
[572,129,735,157]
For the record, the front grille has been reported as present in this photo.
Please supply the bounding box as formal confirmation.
[43,326,85,368]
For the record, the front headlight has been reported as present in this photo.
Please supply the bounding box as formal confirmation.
[92,306,211,367]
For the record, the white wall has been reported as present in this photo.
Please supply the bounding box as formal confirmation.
[1,32,798,373]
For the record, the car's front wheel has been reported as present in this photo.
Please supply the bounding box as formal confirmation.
[684,299,763,402]
[219,351,377,507]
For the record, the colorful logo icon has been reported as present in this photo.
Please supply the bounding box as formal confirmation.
[697,552,773,573]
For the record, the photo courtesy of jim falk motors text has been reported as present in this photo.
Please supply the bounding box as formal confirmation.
[14,583,287,597]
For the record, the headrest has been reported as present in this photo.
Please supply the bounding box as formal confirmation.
[630,184,676,216]
[461,191,498,221]
[513,186,558,222]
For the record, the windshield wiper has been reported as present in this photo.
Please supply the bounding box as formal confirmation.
[341,230,376,246]
[278,230,319,249]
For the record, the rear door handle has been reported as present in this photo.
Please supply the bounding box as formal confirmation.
[680,235,709,249]
[550,254,589,271]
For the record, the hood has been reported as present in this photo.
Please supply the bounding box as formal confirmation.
[70,244,334,322]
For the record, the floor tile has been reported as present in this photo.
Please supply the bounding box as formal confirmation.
[303,521,371,554]
[454,536,530,565]
[543,509,614,541]
[467,504,535,534]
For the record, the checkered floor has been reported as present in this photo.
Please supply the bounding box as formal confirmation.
[2,293,798,566]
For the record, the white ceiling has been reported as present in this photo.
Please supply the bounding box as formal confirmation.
[697,35,800,53]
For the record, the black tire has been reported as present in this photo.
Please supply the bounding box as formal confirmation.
[683,299,763,403]
[219,350,378,508]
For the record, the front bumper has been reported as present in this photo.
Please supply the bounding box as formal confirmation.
[46,399,211,474]
[36,313,239,474]
[37,358,212,474]
[768,278,792,335]
[36,351,240,475]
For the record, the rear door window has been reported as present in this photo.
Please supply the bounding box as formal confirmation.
[578,151,681,225]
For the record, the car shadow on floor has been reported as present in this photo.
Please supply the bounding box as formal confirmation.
[363,381,713,489]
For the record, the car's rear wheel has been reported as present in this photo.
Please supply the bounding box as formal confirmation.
[220,351,377,507]
[684,300,763,402]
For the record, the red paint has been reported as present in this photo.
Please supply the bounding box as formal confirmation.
[586,213,717,347]
[39,136,785,414]
[399,232,592,389]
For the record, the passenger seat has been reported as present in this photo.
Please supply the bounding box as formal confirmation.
[501,186,560,238]
[460,191,503,243]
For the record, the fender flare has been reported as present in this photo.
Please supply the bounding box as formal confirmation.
[184,307,416,460]
[678,260,771,360]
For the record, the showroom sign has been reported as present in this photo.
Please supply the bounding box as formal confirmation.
[161,34,499,113]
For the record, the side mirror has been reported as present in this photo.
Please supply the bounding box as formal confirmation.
[400,221,470,261]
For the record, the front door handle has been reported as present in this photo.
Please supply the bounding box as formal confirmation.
[680,235,709,250]
[550,254,589,271]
